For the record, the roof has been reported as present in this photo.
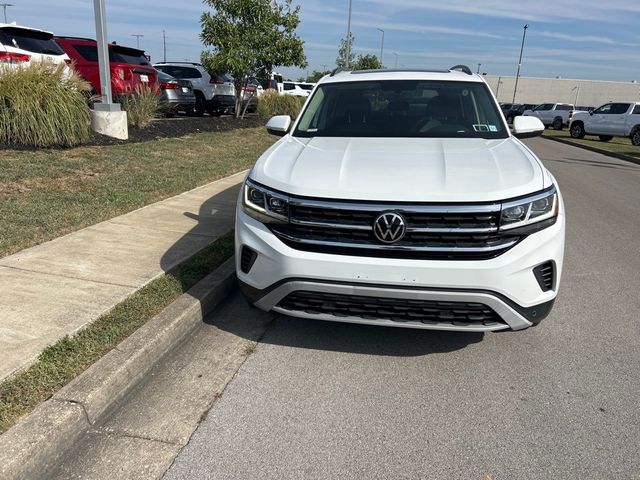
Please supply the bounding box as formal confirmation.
[318,67,484,85]
[0,23,53,35]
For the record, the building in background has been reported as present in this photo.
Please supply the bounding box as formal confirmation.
[485,75,640,107]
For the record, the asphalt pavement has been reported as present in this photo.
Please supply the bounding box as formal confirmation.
[163,138,640,480]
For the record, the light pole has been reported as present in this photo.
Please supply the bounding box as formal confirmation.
[572,85,580,106]
[162,30,167,62]
[376,28,384,67]
[345,0,353,68]
[495,76,504,100]
[512,24,529,104]
[131,34,143,49]
[393,52,398,68]
[0,3,13,23]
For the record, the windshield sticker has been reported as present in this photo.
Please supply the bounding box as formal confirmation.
[473,124,489,132]
[488,125,498,132]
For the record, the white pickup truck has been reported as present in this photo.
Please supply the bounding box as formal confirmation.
[523,103,574,130]
[569,102,640,145]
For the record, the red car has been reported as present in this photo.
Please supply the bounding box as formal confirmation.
[54,37,157,96]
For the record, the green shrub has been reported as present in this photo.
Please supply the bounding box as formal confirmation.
[258,90,306,119]
[0,62,91,148]
[119,86,161,128]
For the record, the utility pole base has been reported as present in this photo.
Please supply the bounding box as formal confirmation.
[91,109,128,140]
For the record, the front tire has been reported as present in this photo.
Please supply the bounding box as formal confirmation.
[570,123,585,139]
[631,127,640,146]
[598,135,613,142]
[193,93,205,117]
[552,117,563,130]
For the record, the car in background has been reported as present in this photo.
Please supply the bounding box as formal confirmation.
[523,103,574,130]
[505,103,536,123]
[54,37,157,97]
[154,62,235,116]
[296,82,315,92]
[157,70,195,115]
[0,23,69,70]
[260,72,284,94]
[282,81,310,97]
[570,102,640,145]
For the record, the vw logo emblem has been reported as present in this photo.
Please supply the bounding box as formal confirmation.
[373,212,406,243]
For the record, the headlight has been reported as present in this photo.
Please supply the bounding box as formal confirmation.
[500,187,558,231]
[243,179,289,223]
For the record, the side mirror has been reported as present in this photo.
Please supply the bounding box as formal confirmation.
[266,115,292,137]
[589,110,594,116]
[512,115,545,139]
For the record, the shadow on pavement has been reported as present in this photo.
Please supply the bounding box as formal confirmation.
[206,294,484,358]
[158,182,239,278]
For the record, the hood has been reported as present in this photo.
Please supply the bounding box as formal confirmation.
[250,136,545,202]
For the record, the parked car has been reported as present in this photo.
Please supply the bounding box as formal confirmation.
[0,23,69,70]
[569,102,640,145]
[505,103,536,123]
[157,70,195,115]
[236,66,565,332]
[54,37,157,97]
[259,72,284,94]
[240,80,261,113]
[282,81,310,97]
[523,103,574,130]
[154,62,235,116]
[296,82,315,92]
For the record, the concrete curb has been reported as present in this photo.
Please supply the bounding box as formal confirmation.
[0,257,237,480]
[543,135,640,166]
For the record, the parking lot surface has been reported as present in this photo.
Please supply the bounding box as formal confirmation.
[164,138,640,479]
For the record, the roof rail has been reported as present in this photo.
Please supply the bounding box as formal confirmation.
[330,67,349,77]
[449,64,473,75]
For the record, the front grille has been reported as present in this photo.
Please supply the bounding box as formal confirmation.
[533,261,554,291]
[270,198,520,260]
[277,291,505,327]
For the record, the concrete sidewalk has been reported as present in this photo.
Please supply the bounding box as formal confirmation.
[0,171,246,382]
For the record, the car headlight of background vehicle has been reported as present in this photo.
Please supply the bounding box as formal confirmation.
[500,187,558,231]
[243,179,289,223]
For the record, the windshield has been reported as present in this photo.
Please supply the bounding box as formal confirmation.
[293,80,507,139]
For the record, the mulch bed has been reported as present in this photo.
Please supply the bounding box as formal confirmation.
[88,114,264,146]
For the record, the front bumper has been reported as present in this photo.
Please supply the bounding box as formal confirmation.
[235,200,565,332]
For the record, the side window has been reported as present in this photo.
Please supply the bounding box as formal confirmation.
[594,104,613,114]
[611,103,631,114]
[556,105,572,111]
[284,82,294,91]
[633,105,640,115]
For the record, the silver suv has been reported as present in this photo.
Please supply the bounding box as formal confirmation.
[154,62,235,116]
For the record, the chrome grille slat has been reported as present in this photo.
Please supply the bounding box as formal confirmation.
[277,196,518,260]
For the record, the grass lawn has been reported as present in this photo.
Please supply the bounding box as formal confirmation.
[543,129,640,159]
[0,126,275,258]
[0,232,234,434]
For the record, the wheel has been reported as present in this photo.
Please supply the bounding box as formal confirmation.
[598,135,613,142]
[570,122,585,139]
[631,127,640,147]
[552,117,563,130]
[193,93,205,116]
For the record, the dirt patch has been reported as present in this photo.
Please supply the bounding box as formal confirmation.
[88,114,264,146]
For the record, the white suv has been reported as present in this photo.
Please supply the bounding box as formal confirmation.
[0,23,70,70]
[154,62,236,116]
[236,66,565,332]
[523,103,574,130]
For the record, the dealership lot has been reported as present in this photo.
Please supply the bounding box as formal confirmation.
[165,139,640,479]
[48,138,640,479]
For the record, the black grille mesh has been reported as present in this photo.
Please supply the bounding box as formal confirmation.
[277,291,505,327]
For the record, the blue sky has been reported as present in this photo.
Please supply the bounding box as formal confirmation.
[9,0,640,82]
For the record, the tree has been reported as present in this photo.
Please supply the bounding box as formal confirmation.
[353,54,382,71]
[336,33,355,68]
[305,70,330,83]
[200,0,308,117]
